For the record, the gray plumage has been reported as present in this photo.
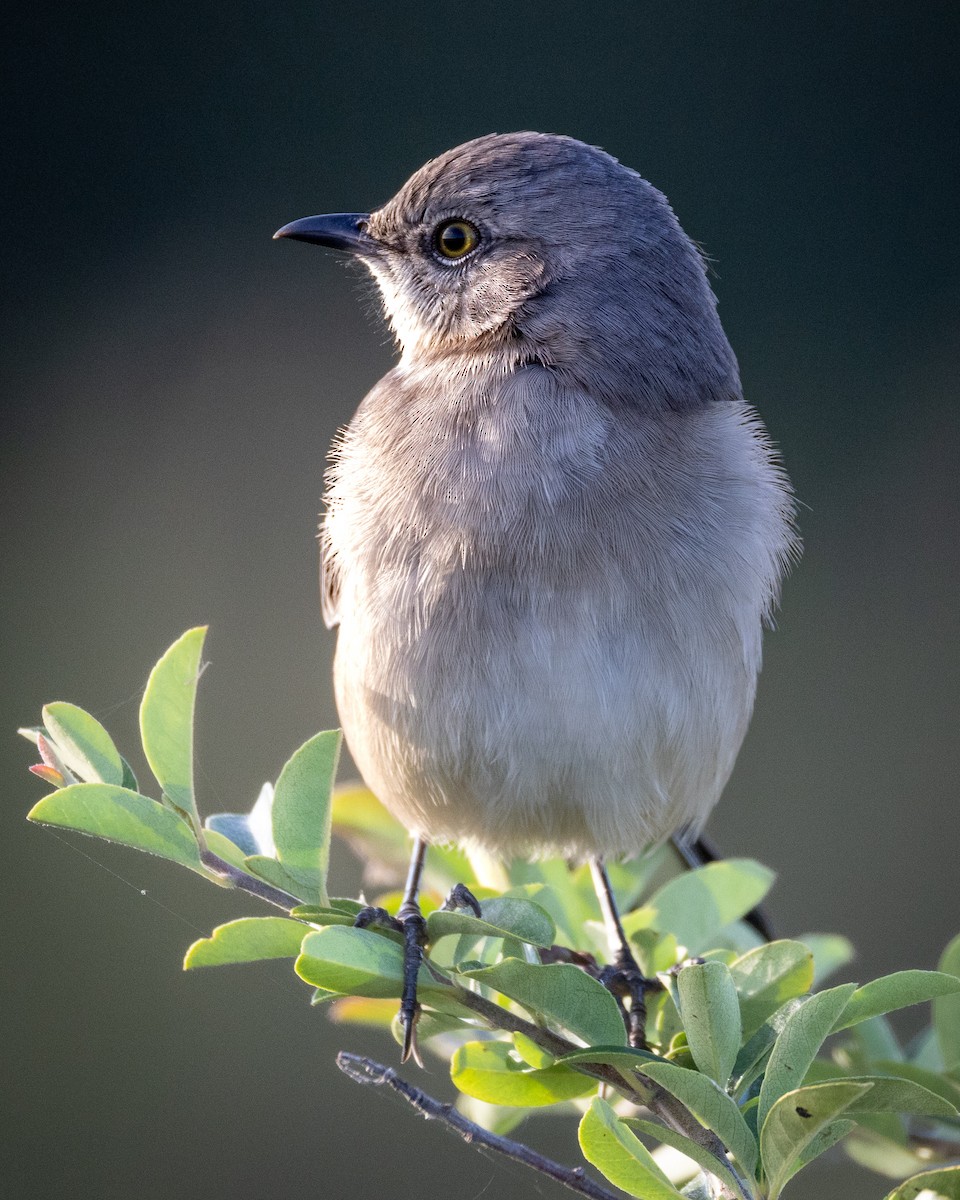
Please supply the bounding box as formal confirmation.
[299,133,797,860]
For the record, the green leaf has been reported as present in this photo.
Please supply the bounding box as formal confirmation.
[638,1059,759,1177]
[870,1061,960,1111]
[819,1073,957,1118]
[244,855,319,905]
[326,996,408,1029]
[270,731,341,905]
[426,896,555,948]
[729,940,815,1038]
[834,971,960,1033]
[389,1007,469,1048]
[883,1167,960,1199]
[625,1117,751,1200]
[296,925,405,996]
[557,1044,663,1073]
[41,702,124,785]
[451,1040,597,1107]
[760,1081,871,1198]
[632,929,681,977]
[286,905,357,927]
[676,960,741,1088]
[462,958,627,1047]
[330,784,412,878]
[578,1097,685,1198]
[844,1128,927,1178]
[27,783,205,874]
[184,917,306,968]
[292,897,364,919]
[799,933,855,987]
[295,925,451,1003]
[139,627,206,831]
[119,755,140,793]
[511,1031,555,1069]
[624,860,775,955]
[757,983,857,1134]
[731,998,806,1098]
[203,828,251,872]
[791,1118,856,1175]
[910,1026,944,1071]
[845,1014,904,1067]
[204,781,275,857]
[935,935,960,1071]
[507,860,600,947]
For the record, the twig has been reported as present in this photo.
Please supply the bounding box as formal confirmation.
[199,849,299,910]
[439,975,578,1058]
[434,976,746,1198]
[425,985,741,1195]
[336,1052,621,1200]
[226,868,744,1196]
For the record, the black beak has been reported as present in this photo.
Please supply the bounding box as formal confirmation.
[273,212,372,253]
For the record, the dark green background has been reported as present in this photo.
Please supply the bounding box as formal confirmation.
[3,4,958,1197]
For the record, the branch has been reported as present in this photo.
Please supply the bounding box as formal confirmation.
[205,861,744,1196]
[199,849,299,910]
[336,1053,621,1200]
[433,975,746,1199]
[439,975,577,1058]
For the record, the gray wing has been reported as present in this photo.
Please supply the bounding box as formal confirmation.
[319,523,340,629]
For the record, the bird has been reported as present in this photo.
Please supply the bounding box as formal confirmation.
[275,132,798,1063]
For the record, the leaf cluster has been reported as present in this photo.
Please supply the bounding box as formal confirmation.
[22,630,960,1199]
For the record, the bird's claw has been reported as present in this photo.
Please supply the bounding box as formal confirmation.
[399,1000,423,1067]
[440,882,482,917]
[351,869,478,1068]
[353,905,403,934]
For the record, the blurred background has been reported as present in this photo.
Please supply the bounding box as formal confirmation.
[3,3,958,1197]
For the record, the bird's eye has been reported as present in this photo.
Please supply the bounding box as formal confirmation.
[433,219,479,260]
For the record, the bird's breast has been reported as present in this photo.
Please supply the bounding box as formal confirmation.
[323,368,792,855]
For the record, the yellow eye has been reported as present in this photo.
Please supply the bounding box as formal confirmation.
[434,219,479,260]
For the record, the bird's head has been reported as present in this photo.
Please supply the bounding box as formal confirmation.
[276,132,739,409]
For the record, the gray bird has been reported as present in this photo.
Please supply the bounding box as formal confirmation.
[275,131,798,1061]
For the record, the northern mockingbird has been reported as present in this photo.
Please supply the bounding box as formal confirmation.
[276,132,797,1062]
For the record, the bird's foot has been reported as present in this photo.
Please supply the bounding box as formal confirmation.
[397,882,480,1064]
[396,899,428,1066]
[599,953,662,1050]
[353,905,403,934]
[440,882,482,916]
[353,902,427,1066]
[352,881,479,1067]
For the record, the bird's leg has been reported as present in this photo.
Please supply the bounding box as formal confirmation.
[396,865,481,1063]
[353,841,483,1068]
[352,838,429,1066]
[589,858,659,1049]
[394,837,430,1066]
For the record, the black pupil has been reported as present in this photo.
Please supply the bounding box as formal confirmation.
[441,223,469,254]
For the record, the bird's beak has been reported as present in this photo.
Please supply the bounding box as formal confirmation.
[272,212,373,254]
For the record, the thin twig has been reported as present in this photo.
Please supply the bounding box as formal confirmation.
[228,870,745,1196]
[336,1053,621,1200]
[435,976,746,1199]
[440,977,578,1058]
[199,849,299,910]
